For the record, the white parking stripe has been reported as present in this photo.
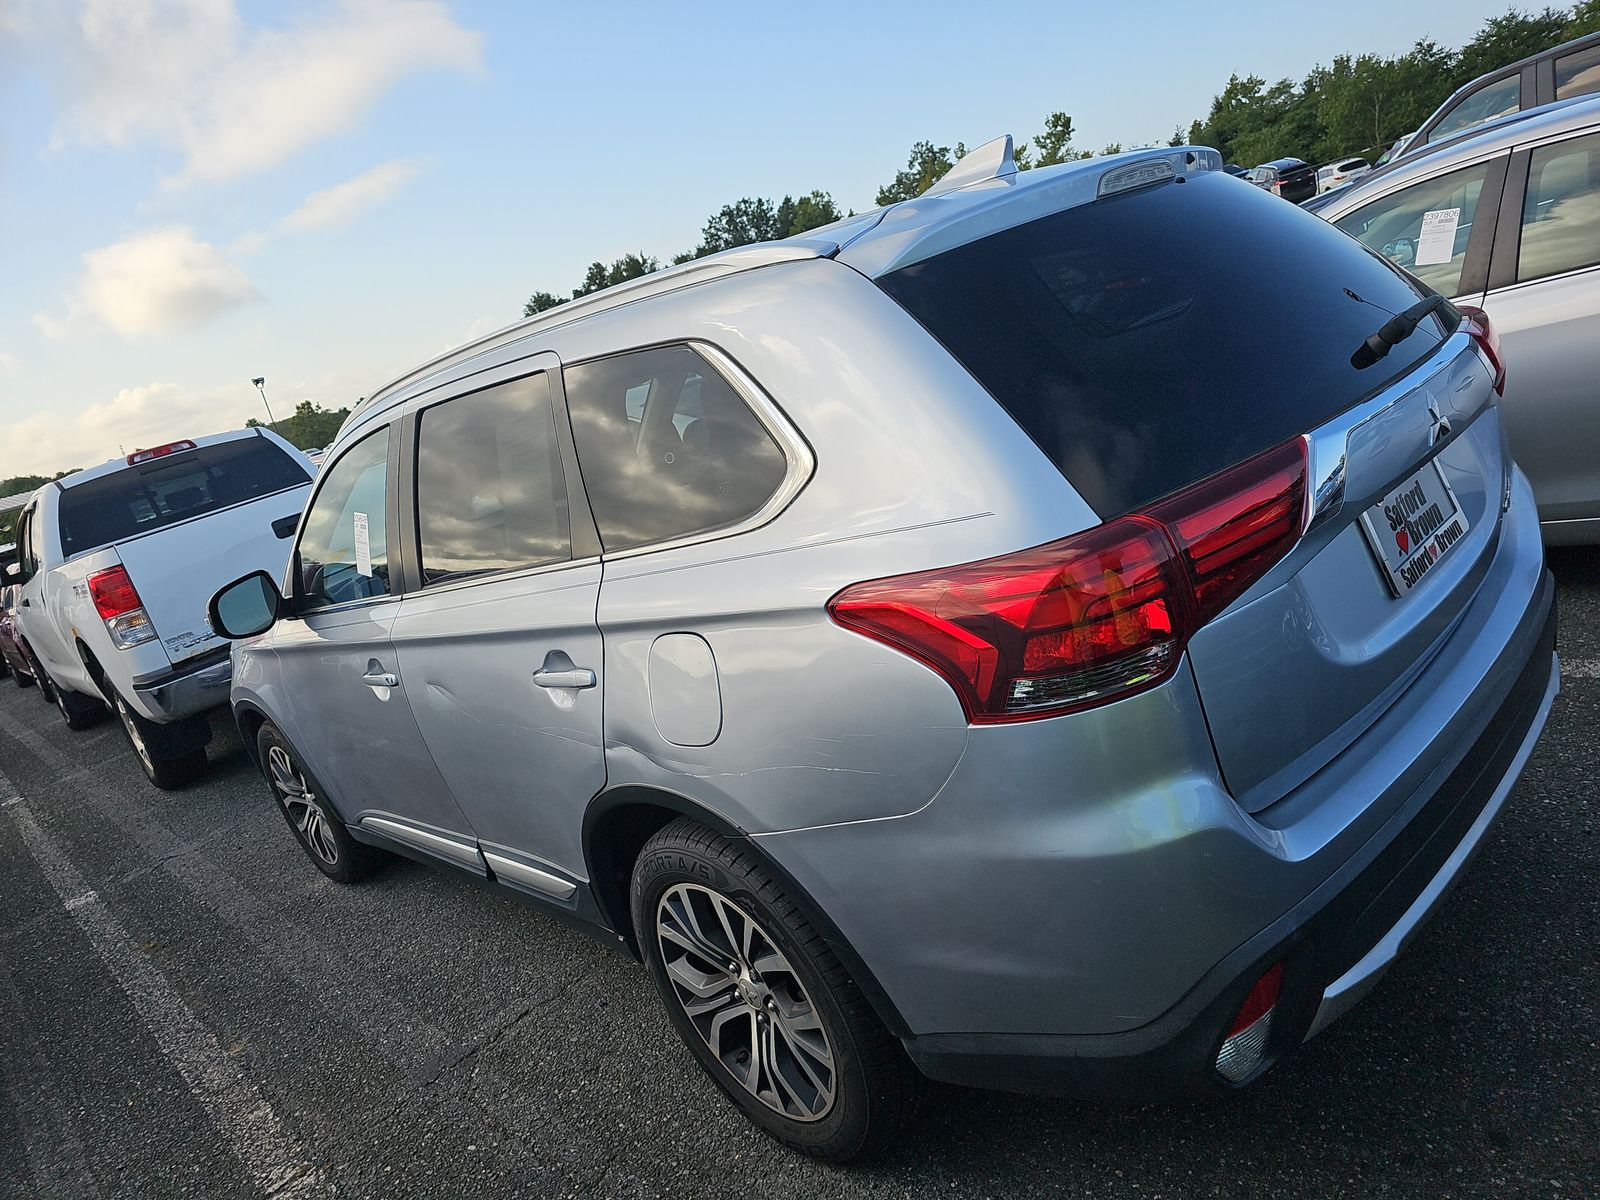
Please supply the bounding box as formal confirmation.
[0,765,330,1199]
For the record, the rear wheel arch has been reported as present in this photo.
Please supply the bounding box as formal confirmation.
[75,640,114,705]
[583,784,912,1038]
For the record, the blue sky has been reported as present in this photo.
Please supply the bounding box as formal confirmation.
[0,0,1511,477]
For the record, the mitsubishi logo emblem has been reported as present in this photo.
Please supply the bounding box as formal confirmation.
[1428,401,1451,446]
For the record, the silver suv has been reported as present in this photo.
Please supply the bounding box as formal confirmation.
[209,139,1558,1160]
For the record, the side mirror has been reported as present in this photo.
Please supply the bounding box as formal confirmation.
[208,571,283,640]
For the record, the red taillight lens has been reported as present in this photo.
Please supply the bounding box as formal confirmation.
[1148,440,1308,624]
[829,439,1308,723]
[88,565,142,618]
[1456,304,1505,396]
[127,439,197,465]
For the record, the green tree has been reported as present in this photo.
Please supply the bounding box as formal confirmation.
[573,253,659,298]
[776,190,843,236]
[695,197,784,254]
[1016,113,1078,170]
[523,290,566,317]
[876,140,963,204]
[1,470,78,542]
[1456,6,1570,82]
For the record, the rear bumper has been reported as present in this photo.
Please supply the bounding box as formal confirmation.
[901,573,1557,1097]
[131,648,233,722]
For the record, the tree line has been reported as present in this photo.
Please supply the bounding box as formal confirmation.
[525,5,1598,318]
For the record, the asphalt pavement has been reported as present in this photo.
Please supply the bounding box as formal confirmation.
[1,549,1596,1199]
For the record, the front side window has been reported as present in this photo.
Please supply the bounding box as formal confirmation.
[564,345,790,553]
[1333,160,1492,297]
[1518,130,1600,282]
[295,428,390,609]
[415,373,571,583]
[1555,43,1600,99]
[1428,75,1521,142]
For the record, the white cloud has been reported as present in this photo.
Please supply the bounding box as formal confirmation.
[0,350,18,371]
[0,383,260,477]
[282,158,424,231]
[40,226,260,339]
[17,0,481,187]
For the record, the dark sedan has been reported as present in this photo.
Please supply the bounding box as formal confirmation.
[0,584,38,687]
[1245,157,1317,203]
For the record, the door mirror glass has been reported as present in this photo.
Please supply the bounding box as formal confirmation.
[208,571,282,639]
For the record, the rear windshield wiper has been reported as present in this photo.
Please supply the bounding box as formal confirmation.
[1350,293,1452,369]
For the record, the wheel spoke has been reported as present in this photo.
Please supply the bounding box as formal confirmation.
[660,893,731,969]
[664,954,733,1000]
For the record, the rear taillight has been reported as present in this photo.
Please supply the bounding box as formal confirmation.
[1216,961,1284,1083]
[87,566,157,650]
[828,439,1307,723]
[1456,304,1505,396]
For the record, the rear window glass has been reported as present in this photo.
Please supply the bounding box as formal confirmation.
[877,171,1452,516]
[58,437,309,557]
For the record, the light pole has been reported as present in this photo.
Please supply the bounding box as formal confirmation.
[251,376,277,427]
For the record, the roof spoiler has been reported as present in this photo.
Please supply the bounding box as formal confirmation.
[924,134,1017,196]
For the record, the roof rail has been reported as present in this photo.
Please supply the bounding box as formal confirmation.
[924,134,1017,196]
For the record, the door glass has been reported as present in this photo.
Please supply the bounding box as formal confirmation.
[1428,75,1520,142]
[295,428,390,609]
[415,373,571,583]
[1333,160,1491,297]
[565,344,789,552]
[1518,130,1600,282]
[1555,43,1600,99]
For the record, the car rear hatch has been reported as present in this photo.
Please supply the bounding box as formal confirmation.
[57,436,311,667]
[873,164,1508,811]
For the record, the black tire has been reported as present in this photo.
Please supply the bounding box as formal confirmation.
[110,691,207,790]
[48,676,106,731]
[12,660,35,689]
[255,722,384,883]
[24,645,57,705]
[631,818,914,1162]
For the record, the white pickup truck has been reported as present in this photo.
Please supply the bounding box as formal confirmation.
[8,429,313,787]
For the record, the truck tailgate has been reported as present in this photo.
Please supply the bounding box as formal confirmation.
[115,488,309,666]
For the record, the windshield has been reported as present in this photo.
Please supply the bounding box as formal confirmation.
[58,437,309,558]
[877,171,1454,516]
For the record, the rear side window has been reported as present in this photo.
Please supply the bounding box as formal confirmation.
[1555,43,1600,99]
[415,373,571,583]
[1518,130,1600,282]
[1333,160,1491,297]
[564,345,788,552]
[57,437,309,558]
[1429,75,1520,142]
[878,171,1450,517]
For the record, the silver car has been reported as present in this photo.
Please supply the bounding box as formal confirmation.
[1319,95,1600,544]
[209,138,1558,1160]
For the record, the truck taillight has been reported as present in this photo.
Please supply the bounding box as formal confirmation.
[827,439,1307,723]
[87,566,157,650]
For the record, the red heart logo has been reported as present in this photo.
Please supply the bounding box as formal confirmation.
[1395,527,1410,553]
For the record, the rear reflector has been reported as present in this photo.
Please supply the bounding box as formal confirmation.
[1216,962,1284,1083]
[87,565,157,650]
[828,439,1307,723]
[127,439,197,465]
[1456,305,1505,396]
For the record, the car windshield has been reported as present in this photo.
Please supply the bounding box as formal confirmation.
[58,438,309,558]
[877,170,1453,516]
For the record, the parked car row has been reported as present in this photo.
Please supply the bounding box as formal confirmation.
[4,118,1573,1162]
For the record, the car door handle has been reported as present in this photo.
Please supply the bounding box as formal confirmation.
[361,670,399,689]
[532,667,596,690]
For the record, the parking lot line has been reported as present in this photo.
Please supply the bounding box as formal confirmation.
[0,765,331,1200]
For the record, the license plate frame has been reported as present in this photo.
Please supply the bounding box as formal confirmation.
[1357,459,1470,597]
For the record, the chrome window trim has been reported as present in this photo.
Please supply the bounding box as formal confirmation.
[574,339,817,563]
[1487,259,1600,296]
[407,555,601,600]
[1303,331,1480,532]
[1325,148,1509,230]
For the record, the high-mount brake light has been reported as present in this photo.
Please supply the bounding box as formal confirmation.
[87,565,157,650]
[1098,158,1175,198]
[127,439,197,466]
[1456,305,1505,396]
[828,439,1307,723]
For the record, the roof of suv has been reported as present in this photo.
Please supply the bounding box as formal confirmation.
[1319,92,1600,220]
[347,139,1224,433]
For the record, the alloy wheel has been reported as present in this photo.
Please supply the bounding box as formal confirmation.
[655,883,836,1122]
[114,695,155,775]
[266,745,338,865]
